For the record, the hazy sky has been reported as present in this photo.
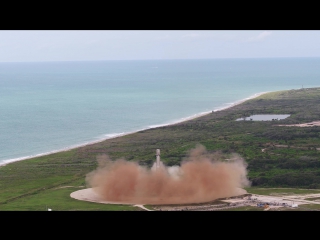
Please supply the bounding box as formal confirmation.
[0,30,320,62]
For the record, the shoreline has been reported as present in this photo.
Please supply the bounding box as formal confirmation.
[0,90,270,167]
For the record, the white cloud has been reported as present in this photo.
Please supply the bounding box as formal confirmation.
[247,31,273,42]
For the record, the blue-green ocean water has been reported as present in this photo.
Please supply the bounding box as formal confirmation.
[1,58,320,165]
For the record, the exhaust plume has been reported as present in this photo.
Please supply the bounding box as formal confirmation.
[85,144,251,205]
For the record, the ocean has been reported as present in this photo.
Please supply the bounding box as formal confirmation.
[1,58,320,165]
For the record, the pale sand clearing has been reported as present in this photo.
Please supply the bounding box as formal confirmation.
[276,121,320,127]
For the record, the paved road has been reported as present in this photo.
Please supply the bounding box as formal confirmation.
[134,205,153,211]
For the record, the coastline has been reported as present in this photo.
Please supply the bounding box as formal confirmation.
[0,90,270,167]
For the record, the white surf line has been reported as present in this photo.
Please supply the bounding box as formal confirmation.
[134,204,154,211]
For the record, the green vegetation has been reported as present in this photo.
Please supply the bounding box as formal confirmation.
[305,197,320,201]
[298,204,320,210]
[0,186,140,211]
[221,206,264,211]
[245,187,320,196]
[1,87,320,210]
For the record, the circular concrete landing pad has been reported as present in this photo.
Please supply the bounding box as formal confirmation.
[70,187,248,205]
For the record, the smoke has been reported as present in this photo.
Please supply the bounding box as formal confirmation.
[85,144,251,205]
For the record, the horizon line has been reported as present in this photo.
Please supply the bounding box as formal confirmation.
[0,56,320,63]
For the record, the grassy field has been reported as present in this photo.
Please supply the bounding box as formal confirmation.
[245,187,320,195]
[297,204,320,210]
[221,206,265,211]
[1,87,320,210]
[0,186,140,211]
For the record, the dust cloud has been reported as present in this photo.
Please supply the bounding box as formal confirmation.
[85,144,251,205]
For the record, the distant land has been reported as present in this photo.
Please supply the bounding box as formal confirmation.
[1,87,320,210]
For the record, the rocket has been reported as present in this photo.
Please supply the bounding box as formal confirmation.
[156,149,160,168]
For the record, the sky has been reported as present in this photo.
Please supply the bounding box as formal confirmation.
[0,30,320,62]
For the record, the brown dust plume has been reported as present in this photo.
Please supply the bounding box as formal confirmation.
[85,144,251,205]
